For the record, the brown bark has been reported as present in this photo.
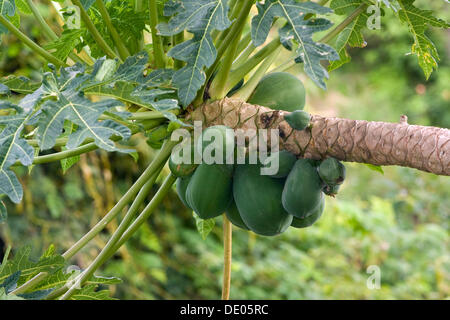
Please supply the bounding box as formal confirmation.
[189,98,450,176]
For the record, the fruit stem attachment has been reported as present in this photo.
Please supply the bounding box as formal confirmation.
[222,215,232,300]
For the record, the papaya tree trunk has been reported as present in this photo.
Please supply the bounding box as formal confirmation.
[189,98,450,176]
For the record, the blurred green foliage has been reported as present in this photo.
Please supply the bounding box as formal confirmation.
[0,1,449,299]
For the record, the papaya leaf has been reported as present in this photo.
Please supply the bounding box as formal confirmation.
[364,163,384,175]
[15,0,31,15]
[44,28,84,62]
[396,0,450,79]
[328,0,368,71]
[0,103,34,203]
[0,83,9,95]
[0,0,16,44]
[158,0,232,106]
[0,271,20,293]
[0,287,24,300]
[252,0,339,89]
[0,75,41,95]
[70,284,117,300]
[0,245,65,285]
[193,212,215,240]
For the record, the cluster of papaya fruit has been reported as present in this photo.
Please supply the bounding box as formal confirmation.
[172,139,345,237]
[171,72,346,236]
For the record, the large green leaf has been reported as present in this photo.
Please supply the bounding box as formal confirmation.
[0,245,65,285]
[0,0,16,44]
[158,0,232,106]
[252,0,339,89]
[328,0,368,71]
[0,102,33,203]
[396,0,449,79]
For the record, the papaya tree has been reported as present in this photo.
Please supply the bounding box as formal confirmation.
[0,0,448,300]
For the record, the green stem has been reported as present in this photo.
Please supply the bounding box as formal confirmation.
[10,140,177,296]
[226,36,281,95]
[60,173,176,300]
[173,32,185,70]
[193,0,255,106]
[0,15,66,67]
[71,0,119,60]
[110,174,177,253]
[149,0,166,68]
[319,3,368,44]
[221,215,232,300]
[95,0,130,60]
[232,45,282,101]
[209,13,246,99]
[26,0,86,65]
[134,0,145,51]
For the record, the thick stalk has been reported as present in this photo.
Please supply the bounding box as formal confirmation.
[60,174,176,300]
[231,46,282,101]
[221,215,232,300]
[134,0,144,51]
[149,0,166,68]
[191,99,450,176]
[11,140,177,295]
[95,0,130,60]
[0,15,66,67]
[71,0,119,60]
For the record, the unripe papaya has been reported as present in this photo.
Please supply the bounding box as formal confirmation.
[176,176,192,209]
[196,125,235,164]
[186,163,233,219]
[169,142,199,177]
[233,164,293,236]
[282,159,324,218]
[291,197,325,228]
[261,150,297,178]
[284,110,310,130]
[226,200,249,230]
[323,184,341,197]
[248,72,305,112]
[318,157,346,186]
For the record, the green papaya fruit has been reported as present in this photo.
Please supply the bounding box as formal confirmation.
[169,142,199,177]
[248,72,305,112]
[146,125,170,149]
[284,110,310,130]
[233,164,293,236]
[226,200,249,230]
[176,176,192,209]
[318,157,346,186]
[261,150,297,178]
[186,163,233,219]
[323,184,341,197]
[282,159,324,219]
[196,125,235,164]
[291,197,325,228]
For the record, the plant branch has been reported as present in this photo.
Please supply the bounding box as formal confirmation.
[95,0,130,60]
[0,15,66,67]
[11,140,178,295]
[59,173,177,300]
[191,98,450,176]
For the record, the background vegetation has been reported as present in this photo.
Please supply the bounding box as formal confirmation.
[0,0,448,299]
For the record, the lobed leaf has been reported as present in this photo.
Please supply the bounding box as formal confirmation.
[252,0,339,89]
